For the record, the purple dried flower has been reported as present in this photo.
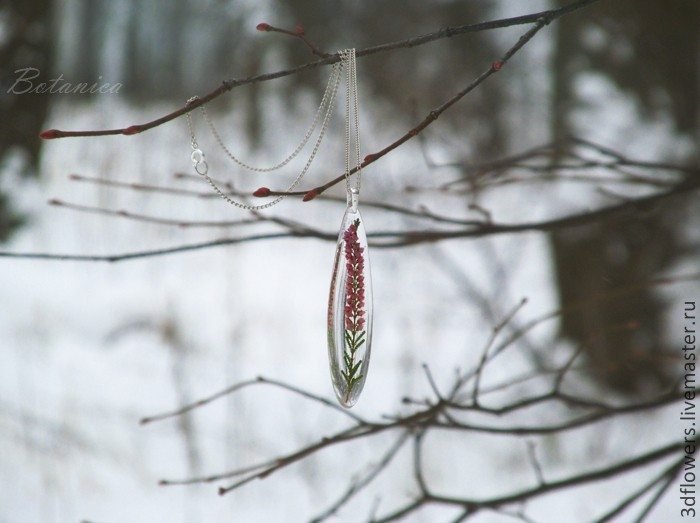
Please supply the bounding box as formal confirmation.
[343,219,365,332]
[337,217,368,396]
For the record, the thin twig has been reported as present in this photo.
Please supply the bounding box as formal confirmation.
[141,375,367,425]
[632,462,680,523]
[374,442,681,521]
[592,458,682,523]
[49,199,261,228]
[469,298,528,404]
[526,440,546,486]
[421,363,444,401]
[258,23,331,59]
[67,172,487,226]
[310,431,411,523]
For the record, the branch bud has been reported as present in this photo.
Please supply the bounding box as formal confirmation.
[122,125,141,135]
[363,153,377,164]
[302,189,319,202]
[256,23,271,31]
[253,187,271,197]
[491,60,504,71]
[39,129,61,139]
[294,24,305,35]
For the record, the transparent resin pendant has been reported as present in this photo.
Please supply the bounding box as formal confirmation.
[327,192,373,408]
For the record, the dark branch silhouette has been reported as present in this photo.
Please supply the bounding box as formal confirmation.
[138,290,690,520]
[1,157,695,261]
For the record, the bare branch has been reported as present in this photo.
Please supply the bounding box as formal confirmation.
[310,431,411,523]
[526,440,546,487]
[39,0,602,140]
[141,375,367,426]
[289,13,558,200]
[49,199,262,229]
[4,143,694,262]
[469,298,529,404]
[374,442,680,521]
[592,459,681,523]
[39,1,605,203]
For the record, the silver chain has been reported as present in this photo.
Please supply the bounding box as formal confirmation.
[343,48,362,201]
[200,62,341,173]
[186,49,359,211]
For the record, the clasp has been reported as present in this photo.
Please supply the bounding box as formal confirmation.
[191,149,208,175]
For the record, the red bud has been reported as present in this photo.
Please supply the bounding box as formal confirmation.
[294,24,305,35]
[363,153,377,164]
[122,125,141,135]
[302,189,319,202]
[256,23,271,31]
[491,60,504,71]
[39,129,61,139]
[253,187,271,197]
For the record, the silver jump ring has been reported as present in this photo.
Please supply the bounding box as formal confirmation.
[194,159,208,176]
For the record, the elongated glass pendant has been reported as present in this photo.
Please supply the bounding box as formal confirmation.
[327,192,373,408]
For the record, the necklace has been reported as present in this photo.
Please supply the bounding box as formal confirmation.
[186,49,372,408]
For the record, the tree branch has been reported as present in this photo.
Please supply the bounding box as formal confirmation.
[3,178,696,262]
[38,1,605,203]
[373,442,681,522]
[39,0,602,141]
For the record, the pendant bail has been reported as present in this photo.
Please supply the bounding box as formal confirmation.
[348,186,359,212]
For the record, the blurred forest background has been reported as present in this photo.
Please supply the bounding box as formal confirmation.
[1,0,699,521]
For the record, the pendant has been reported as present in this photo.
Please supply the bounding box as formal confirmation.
[327,190,373,408]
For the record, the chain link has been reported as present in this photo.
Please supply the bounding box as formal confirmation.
[185,49,360,211]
